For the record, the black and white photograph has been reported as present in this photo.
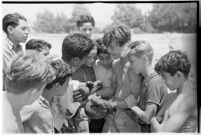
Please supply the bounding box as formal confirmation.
[1,0,199,133]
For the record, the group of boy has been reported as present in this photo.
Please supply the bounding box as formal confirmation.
[2,12,197,133]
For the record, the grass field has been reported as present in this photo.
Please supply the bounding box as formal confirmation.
[27,33,197,88]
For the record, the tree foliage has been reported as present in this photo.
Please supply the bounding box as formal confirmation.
[149,3,197,33]
[111,4,144,28]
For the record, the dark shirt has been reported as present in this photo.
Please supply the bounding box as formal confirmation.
[138,72,168,132]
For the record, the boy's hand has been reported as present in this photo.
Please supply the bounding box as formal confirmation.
[104,99,117,110]
[72,86,89,102]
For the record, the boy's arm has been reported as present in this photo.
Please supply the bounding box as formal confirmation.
[151,96,196,132]
[131,103,158,124]
[95,87,115,98]
[131,78,166,124]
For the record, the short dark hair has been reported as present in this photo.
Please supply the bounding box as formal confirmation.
[96,38,110,56]
[76,14,95,28]
[45,58,73,90]
[25,39,52,52]
[3,12,27,34]
[62,33,94,62]
[103,25,131,47]
[155,50,191,78]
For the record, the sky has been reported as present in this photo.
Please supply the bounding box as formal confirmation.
[2,3,153,29]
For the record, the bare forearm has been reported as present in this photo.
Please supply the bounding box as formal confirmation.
[131,106,151,124]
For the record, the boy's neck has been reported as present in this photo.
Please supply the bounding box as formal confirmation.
[5,92,23,117]
[7,35,19,45]
[176,78,191,95]
[41,90,55,104]
[142,64,154,78]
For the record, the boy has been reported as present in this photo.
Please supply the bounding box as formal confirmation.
[3,50,55,133]
[3,12,29,91]
[127,41,168,132]
[58,33,95,132]
[101,26,142,132]
[93,39,114,98]
[25,39,52,56]
[76,14,95,38]
[21,57,73,133]
[151,50,197,132]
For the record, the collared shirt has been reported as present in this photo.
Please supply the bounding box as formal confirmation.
[3,37,23,73]
[20,96,65,133]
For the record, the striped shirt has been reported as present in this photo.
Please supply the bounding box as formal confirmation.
[3,37,23,90]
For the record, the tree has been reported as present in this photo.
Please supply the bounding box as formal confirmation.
[34,10,55,33]
[111,4,144,29]
[33,10,69,33]
[149,3,197,33]
[63,4,91,33]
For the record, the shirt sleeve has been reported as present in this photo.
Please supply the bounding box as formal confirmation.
[146,77,167,107]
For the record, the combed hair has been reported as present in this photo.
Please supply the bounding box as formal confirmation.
[25,39,52,52]
[128,41,154,64]
[103,25,131,47]
[3,12,27,34]
[6,50,55,94]
[45,57,73,89]
[155,50,191,78]
[76,14,95,28]
[62,33,94,62]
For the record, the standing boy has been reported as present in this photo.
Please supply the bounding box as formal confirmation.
[102,26,142,132]
[151,50,197,132]
[3,13,29,90]
[3,50,55,133]
[127,41,168,132]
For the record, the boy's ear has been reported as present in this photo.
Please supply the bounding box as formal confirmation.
[142,55,148,63]
[176,71,183,78]
[7,25,14,34]
[73,57,81,65]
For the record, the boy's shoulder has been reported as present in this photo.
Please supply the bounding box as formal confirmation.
[145,72,163,87]
[179,91,197,113]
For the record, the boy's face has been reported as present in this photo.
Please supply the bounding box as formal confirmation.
[160,72,179,91]
[40,47,50,56]
[85,48,97,67]
[129,53,145,75]
[56,78,70,96]
[78,22,94,38]
[9,19,29,43]
[107,40,123,59]
[98,53,113,69]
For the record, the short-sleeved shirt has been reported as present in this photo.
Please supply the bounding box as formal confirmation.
[93,60,112,88]
[138,72,168,125]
